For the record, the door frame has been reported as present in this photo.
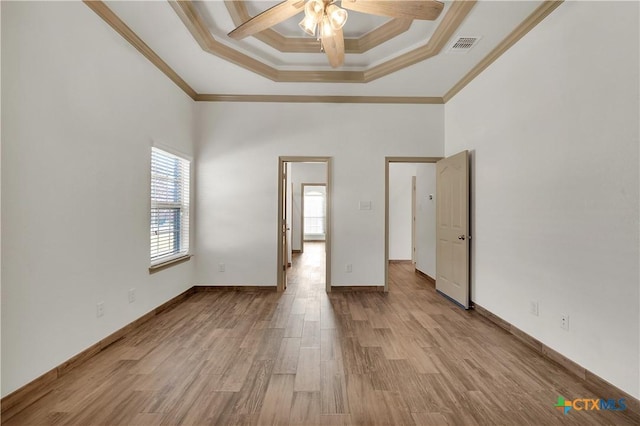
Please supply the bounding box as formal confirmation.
[384,157,442,292]
[278,157,332,292]
[411,175,416,266]
[301,183,327,252]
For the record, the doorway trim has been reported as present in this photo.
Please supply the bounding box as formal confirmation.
[411,175,416,266]
[385,157,442,292]
[278,157,332,292]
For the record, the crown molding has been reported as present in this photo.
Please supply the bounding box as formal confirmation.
[364,0,474,81]
[443,0,565,103]
[169,0,279,80]
[83,0,197,100]
[194,94,444,104]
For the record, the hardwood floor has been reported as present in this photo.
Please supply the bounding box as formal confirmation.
[4,246,638,425]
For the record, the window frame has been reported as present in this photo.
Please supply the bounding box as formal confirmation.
[149,146,192,268]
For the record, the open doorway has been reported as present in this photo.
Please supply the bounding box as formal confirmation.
[385,157,441,292]
[278,157,332,292]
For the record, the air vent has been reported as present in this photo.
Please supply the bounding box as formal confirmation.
[448,36,481,53]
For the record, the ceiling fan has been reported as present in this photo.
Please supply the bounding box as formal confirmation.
[228,0,445,68]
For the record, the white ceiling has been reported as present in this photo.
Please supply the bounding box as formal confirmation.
[104,1,544,97]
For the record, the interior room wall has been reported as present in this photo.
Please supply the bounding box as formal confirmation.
[1,1,195,397]
[415,163,437,278]
[195,102,444,286]
[444,1,639,398]
[388,163,416,260]
[291,162,327,251]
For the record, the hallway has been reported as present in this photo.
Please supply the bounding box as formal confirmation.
[285,242,326,296]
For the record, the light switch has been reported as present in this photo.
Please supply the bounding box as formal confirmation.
[359,201,372,210]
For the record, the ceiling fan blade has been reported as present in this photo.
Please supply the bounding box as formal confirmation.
[228,0,305,40]
[340,0,444,20]
[323,28,345,68]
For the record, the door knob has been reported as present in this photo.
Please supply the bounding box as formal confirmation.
[458,235,465,240]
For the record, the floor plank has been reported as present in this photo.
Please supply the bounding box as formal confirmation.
[5,242,639,425]
[256,374,295,426]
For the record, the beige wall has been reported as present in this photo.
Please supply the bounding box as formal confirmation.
[445,1,639,398]
[1,2,196,396]
[194,102,444,286]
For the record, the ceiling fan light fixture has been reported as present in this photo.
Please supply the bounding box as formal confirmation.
[304,0,325,22]
[326,4,348,30]
[320,15,334,39]
[299,16,318,37]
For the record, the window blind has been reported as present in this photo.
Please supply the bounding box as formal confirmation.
[150,147,190,264]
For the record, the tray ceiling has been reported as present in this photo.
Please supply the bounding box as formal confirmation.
[100,1,549,98]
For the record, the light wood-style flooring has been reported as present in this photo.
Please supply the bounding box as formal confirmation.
[4,242,637,425]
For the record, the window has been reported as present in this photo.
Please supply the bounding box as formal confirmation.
[304,190,325,236]
[150,147,190,264]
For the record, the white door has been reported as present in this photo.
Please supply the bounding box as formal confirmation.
[436,150,470,308]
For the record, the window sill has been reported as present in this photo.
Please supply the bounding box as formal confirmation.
[149,255,192,274]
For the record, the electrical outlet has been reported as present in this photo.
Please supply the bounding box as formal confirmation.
[218,263,225,272]
[529,301,539,316]
[96,302,104,318]
[128,288,136,303]
[560,314,570,331]
[345,264,352,273]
